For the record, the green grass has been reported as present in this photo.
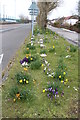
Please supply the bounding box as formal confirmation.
[2,27,78,118]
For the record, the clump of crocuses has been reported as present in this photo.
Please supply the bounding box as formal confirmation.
[43,81,64,100]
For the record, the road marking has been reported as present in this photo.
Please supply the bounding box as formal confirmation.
[0,54,3,64]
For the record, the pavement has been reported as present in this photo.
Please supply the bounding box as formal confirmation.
[0,23,31,71]
[47,25,79,46]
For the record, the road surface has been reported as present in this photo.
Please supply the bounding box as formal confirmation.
[47,25,79,46]
[0,23,31,71]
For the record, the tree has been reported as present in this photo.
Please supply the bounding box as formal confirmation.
[19,15,29,23]
[36,0,59,29]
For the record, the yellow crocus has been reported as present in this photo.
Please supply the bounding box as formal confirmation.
[29,54,31,56]
[19,79,23,83]
[13,98,16,102]
[63,72,66,75]
[33,79,35,82]
[61,80,63,83]
[64,82,67,85]
[53,45,55,49]
[31,58,33,60]
[42,64,44,67]
[26,80,29,84]
[27,48,29,50]
[65,79,68,82]
[16,93,20,98]
[24,68,28,71]
[43,89,45,93]
[51,76,53,78]
[24,79,26,82]
[26,54,29,57]
[59,75,61,79]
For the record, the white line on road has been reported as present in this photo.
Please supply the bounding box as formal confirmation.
[0,54,3,64]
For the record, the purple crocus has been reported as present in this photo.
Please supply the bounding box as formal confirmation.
[51,96,53,100]
[61,91,64,97]
[52,89,55,95]
[47,94,50,98]
[56,91,58,95]
[56,88,58,91]
[20,57,28,64]
[48,87,52,92]
[20,60,23,64]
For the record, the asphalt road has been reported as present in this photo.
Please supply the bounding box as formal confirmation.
[47,25,79,46]
[0,23,31,71]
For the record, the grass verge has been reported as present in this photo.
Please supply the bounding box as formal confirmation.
[2,26,78,118]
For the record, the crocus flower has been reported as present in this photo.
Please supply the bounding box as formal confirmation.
[52,89,55,95]
[64,82,67,85]
[48,87,52,92]
[27,48,29,50]
[19,79,23,83]
[47,94,49,97]
[43,89,45,93]
[29,54,31,57]
[59,75,61,79]
[53,45,55,49]
[61,80,63,83]
[61,91,64,96]
[42,64,44,67]
[26,54,28,57]
[13,98,16,102]
[51,96,53,100]
[16,93,20,98]
[20,60,23,64]
[56,91,58,95]
[24,68,28,71]
[26,80,29,84]
[65,79,68,82]
[24,57,28,62]
[20,57,28,64]
[63,72,66,75]
[56,88,57,91]
[55,95,56,99]
[31,58,33,60]
[51,76,53,78]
